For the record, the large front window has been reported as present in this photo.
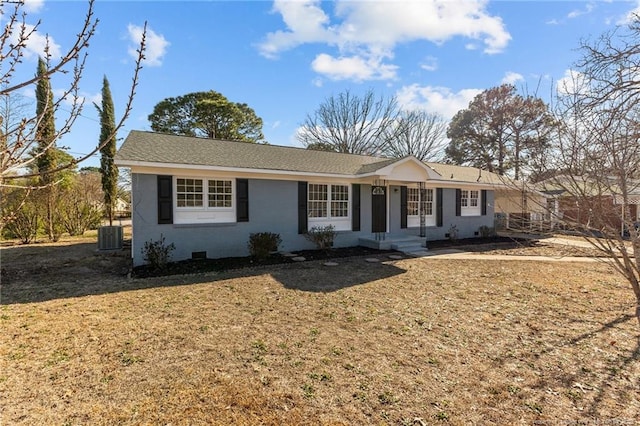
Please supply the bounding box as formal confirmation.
[407,187,434,226]
[174,177,235,224]
[308,184,349,218]
[176,178,233,209]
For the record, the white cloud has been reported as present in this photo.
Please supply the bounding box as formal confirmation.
[556,69,589,96]
[420,56,438,72]
[128,24,169,67]
[311,53,398,81]
[501,71,524,85]
[396,84,481,119]
[9,23,61,60]
[619,1,640,25]
[259,0,333,59]
[52,88,101,108]
[22,0,45,13]
[258,0,511,81]
[567,2,595,19]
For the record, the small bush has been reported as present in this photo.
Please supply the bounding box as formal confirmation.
[248,232,282,259]
[142,234,175,270]
[304,225,336,250]
[478,225,496,237]
[447,224,459,241]
[4,207,39,244]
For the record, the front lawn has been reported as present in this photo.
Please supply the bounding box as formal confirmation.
[0,239,638,424]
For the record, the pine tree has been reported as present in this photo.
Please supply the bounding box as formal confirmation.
[96,76,117,226]
[35,57,59,240]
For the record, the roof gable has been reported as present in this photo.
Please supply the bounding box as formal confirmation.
[371,156,441,181]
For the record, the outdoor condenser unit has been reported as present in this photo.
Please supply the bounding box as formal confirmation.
[98,226,123,250]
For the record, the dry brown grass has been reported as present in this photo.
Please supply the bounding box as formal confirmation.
[1,235,639,425]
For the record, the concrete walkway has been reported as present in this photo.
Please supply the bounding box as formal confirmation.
[413,251,603,262]
[404,232,618,263]
[497,231,596,248]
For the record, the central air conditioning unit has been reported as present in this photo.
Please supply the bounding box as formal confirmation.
[98,226,123,250]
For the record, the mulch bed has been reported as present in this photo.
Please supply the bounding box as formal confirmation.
[132,236,530,278]
[132,246,398,278]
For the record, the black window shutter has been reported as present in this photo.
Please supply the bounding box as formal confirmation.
[157,175,173,224]
[298,181,308,234]
[236,178,249,222]
[436,188,443,227]
[481,189,487,216]
[400,186,408,229]
[455,189,462,217]
[352,184,361,231]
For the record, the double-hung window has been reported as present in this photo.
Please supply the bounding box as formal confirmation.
[407,187,435,227]
[175,177,235,224]
[307,183,350,231]
[460,189,480,216]
[177,178,204,207]
[208,180,232,208]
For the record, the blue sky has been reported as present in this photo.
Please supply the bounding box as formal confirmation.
[8,0,640,168]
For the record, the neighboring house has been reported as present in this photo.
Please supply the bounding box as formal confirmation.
[115,131,501,266]
[493,184,550,230]
[114,198,131,218]
[537,175,640,235]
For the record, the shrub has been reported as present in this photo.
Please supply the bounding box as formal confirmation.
[4,206,40,244]
[447,224,459,241]
[304,225,336,250]
[60,201,103,236]
[248,232,282,259]
[142,234,175,270]
[478,225,496,238]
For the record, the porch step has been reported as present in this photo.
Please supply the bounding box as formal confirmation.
[359,235,426,251]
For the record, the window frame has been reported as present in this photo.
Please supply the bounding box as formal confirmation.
[175,177,235,211]
[460,188,481,216]
[407,187,435,227]
[307,182,351,231]
[307,183,350,220]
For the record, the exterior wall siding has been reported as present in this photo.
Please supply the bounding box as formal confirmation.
[131,174,495,266]
[387,185,495,240]
[131,174,376,266]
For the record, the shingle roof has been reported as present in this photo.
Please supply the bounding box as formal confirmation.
[115,131,392,176]
[115,130,505,185]
[426,162,506,185]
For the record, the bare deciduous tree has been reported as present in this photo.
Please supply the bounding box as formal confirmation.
[298,89,399,155]
[0,0,146,186]
[549,20,640,327]
[379,110,447,162]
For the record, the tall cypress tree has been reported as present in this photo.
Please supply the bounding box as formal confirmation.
[35,57,57,184]
[96,76,117,226]
[35,57,58,240]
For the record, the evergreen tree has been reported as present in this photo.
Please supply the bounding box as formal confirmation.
[35,57,59,240]
[35,58,57,185]
[96,76,118,226]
